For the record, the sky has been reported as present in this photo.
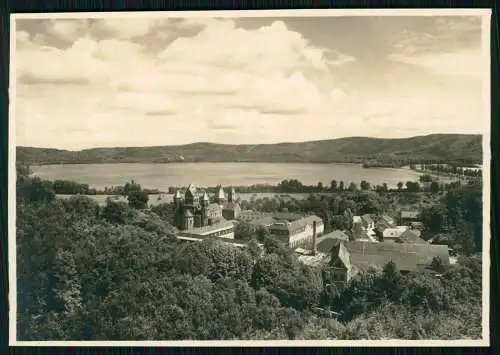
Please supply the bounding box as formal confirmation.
[13,12,488,150]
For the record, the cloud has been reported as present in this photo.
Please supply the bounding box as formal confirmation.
[389,48,482,78]
[45,19,90,42]
[14,16,486,149]
[89,18,161,39]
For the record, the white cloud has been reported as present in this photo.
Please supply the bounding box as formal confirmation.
[90,18,160,39]
[45,19,88,42]
[389,48,483,78]
[14,17,486,149]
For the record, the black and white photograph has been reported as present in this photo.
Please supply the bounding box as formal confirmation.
[9,9,491,346]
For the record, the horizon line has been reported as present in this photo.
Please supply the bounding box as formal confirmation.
[16,132,482,152]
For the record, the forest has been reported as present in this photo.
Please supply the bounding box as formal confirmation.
[15,163,483,340]
[17,133,481,166]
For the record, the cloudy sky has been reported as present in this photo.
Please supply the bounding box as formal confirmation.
[13,12,488,150]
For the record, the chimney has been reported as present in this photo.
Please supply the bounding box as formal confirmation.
[312,221,317,255]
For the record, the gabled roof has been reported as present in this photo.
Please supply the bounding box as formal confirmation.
[184,210,194,217]
[380,215,395,226]
[345,241,449,272]
[316,232,350,253]
[353,216,362,224]
[396,230,427,244]
[330,240,351,269]
[202,191,209,201]
[174,190,183,199]
[185,184,197,197]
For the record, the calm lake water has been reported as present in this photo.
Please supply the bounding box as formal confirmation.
[31,162,428,191]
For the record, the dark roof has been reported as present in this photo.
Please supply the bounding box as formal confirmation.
[375,222,391,233]
[320,230,350,241]
[185,184,197,197]
[396,230,427,244]
[316,232,350,253]
[345,241,449,272]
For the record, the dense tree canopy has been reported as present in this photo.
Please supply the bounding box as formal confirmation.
[16,173,483,340]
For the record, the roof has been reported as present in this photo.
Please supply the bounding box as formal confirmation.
[317,235,348,253]
[380,215,395,226]
[383,226,409,239]
[248,216,275,227]
[179,219,234,236]
[183,210,194,217]
[216,185,225,199]
[319,230,350,241]
[400,211,420,219]
[353,216,362,224]
[375,222,391,234]
[347,241,449,272]
[202,191,209,201]
[361,214,374,224]
[270,215,323,234]
[185,184,197,197]
[174,190,182,198]
[396,230,427,244]
[304,215,323,224]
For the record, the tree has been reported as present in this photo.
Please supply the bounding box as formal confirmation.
[127,190,149,209]
[360,180,370,191]
[429,181,440,194]
[235,221,256,241]
[397,182,403,191]
[348,182,358,192]
[338,181,344,191]
[330,180,338,192]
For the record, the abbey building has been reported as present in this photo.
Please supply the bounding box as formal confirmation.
[174,184,241,232]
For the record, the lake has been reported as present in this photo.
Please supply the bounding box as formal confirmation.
[31,162,429,191]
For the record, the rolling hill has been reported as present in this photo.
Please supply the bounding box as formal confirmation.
[16,134,482,166]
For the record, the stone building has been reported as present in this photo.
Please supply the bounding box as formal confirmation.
[174,183,241,230]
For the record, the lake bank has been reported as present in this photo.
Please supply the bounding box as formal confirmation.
[30,162,442,192]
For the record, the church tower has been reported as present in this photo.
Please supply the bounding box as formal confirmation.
[174,189,183,208]
[201,191,209,227]
[228,186,236,203]
[215,184,225,206]
[184,184,199,207]
[183,209,194,230]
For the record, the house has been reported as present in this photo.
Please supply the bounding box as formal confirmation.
[319,240,450,283]
[374,221,391,239]
[399,210,421,225]
[395,229,427,244]
[410,221,424,230]
[269,215,324,248]
[361,214,375,230]
[315,230,350,253]
[379,214,396,227]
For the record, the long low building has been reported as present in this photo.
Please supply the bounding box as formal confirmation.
[177,219,235,239]
[314,239,450,287]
